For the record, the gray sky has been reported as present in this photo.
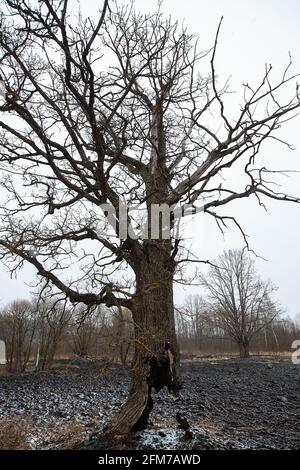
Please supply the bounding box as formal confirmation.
[0,0,300,318]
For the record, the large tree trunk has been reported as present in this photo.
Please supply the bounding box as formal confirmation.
[238,339,250,358]
[104,241,180,438]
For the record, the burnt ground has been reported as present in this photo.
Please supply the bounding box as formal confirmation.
[0,357,299,450]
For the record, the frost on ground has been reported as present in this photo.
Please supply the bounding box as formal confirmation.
[0,357,299,450]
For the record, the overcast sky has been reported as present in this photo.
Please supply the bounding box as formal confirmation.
[0,0,299,318]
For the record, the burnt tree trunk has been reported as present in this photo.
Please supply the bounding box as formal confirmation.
[238,339,250,358]
[105,241,180,437]
[103,101,181,439]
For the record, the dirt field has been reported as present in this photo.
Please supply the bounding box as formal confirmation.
[0,356,299,450]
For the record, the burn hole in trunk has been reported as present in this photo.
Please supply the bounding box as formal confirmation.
[133,342,181,431]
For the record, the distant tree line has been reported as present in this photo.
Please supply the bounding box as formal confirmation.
[0,249,298,370]
[0,294,298,372]
[177,295,300,357]
[177,250,300,357]
[0,299,133,372]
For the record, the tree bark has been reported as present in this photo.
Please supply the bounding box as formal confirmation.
[104,241,180,437]
[238,340,250,358]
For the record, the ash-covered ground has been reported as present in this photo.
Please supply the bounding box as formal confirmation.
[0,357,299,450]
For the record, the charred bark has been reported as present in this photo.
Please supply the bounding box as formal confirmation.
[238,340,250,358]
[103,242,181,438]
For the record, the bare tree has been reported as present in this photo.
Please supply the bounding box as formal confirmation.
[0,299,37,371]
[200,249,282,357]
[111,307,133,365]
[180,295,209,349]
[0,1,299,435]
[69,304,102,358]
[35,298,71,371]
[177,300,299,356]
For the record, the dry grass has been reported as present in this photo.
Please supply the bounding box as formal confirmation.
[0,417,32,450]
[181,351,292,361]
[44,419,100,449]
[50,420,86,449]
[254,350,292,359]
[0,415,100,450]
[0,366,10,376]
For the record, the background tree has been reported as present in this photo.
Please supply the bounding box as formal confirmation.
[69,306,94,358]
[176,298,299,356]
[0,299,37,372]
[35,298,71,371]
[110,307,133,365]
[200,249,282,357]
[0,0,299,436]
[178,295,209,350]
